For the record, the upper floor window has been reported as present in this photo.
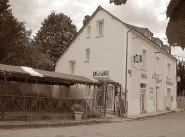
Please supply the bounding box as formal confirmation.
[167,88,171,96]
[87,25,91,37]
[69,61,76,74]
[85,48,90,61]
[97,20,104,36]
[167,63,171,79]
[156,56,160,74]
[142,49,147,69]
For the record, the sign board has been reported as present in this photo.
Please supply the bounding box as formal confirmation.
[134,54,142,63]
[141,73,147,79]
[149,88,154,99]
[93,70,109,78]
[152,73,162,83]
[166,81,173,86]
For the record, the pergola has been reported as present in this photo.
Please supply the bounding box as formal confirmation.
[0,64,100,114]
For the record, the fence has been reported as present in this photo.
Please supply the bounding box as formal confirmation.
[0,95,93,114]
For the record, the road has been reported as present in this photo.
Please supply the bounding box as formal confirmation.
[1,111,185,137]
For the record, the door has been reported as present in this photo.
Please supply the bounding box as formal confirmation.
[155,86,159,110]
[140,89,146,113]
[106,85,114,110]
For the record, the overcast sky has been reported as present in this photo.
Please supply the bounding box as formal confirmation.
[9,0,185,58]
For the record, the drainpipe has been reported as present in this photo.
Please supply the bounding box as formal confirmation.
[125,28,132,115]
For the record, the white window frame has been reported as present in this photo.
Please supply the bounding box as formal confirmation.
[85,48,90,62]
[141,48,147,70]
[69,61,76,74]
[96,19,104,36]
[156,56,160,74]
[167,63,171,79]
[86,25,91,37]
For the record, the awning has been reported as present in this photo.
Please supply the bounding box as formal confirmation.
[0,64,99,86]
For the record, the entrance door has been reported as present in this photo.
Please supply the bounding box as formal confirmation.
[106,85,114,110]
[140,89,146,113]
[155,86,159,110]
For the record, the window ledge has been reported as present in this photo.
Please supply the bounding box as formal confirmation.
[166,76,171,80]
[84,60,90,63]
[141,67,147,71]
[95,34,104,38]
[86,36,91,38]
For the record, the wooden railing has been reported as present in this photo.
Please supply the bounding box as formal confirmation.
[0,95,93,113]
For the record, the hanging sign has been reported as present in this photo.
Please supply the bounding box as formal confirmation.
[134,54,142,63]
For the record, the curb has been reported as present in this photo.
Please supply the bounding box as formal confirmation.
[0,119,111,129]
[127,109,183,121]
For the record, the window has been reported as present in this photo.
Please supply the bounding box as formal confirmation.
[69,61,76,74]
[156,56,160,74]
[167,88,171,96]
[87,25,91,37]
[85,48,90,61]
[142,49,147,69]
[97,20,104,36]
[140,83,146,88]
[167,63,171,78]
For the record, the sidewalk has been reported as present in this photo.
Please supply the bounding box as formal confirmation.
[126,108,183,120]
[0,108,183,129]
[0,118,111,129]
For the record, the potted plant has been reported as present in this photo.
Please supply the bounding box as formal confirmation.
[71,103,85,120]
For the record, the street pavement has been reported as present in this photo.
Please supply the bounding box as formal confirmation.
[1,110,185,137]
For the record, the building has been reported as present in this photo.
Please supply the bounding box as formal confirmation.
[55,6,177,116]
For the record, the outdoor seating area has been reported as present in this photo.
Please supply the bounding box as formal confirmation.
[0,64,101,120]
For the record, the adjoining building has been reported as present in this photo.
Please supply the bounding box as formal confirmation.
[55,6,177,116]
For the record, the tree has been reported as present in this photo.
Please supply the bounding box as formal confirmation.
[34,12,77,62]
[110,0,127,5]
[0,0,53,71]
[166,0,185,49]
[177,60,185,96]
[2,44,54,71]
[0,0,26,62]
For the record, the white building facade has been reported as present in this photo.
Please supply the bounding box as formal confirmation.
[55,6,177,116]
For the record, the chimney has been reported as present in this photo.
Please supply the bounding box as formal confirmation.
[83,15,90,26]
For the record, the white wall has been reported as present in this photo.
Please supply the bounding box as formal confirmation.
[128,32,177,115]
[55,8,177,115]
[56,9,129,92]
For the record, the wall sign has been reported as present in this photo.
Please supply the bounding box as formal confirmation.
[134,54,142,63]
[166,81,173,86]
[141,73,147,79]
[93,70,109,78]
[152,73,162,83]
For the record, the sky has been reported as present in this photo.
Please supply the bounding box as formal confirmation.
[9,0,185,58]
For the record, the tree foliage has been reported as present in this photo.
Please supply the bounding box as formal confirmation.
[2,44,54,71]
[110,0,127,5]
[0,0,26,61]
[166,0,185,49]
[0,0,53,71]
[34,12,77,62]
[177,60,185,96]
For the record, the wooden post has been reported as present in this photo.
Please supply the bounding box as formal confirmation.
[103,82,108,117]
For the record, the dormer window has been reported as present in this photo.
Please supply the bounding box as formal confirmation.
[144,32,152,40]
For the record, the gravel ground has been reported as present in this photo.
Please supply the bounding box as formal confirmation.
[0,111,185,137]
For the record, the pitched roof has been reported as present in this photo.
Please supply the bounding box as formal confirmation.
[56,6,176,63]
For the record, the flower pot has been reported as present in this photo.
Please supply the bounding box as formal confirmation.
[74,112,83,120]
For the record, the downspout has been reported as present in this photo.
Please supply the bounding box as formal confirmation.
[125,28,132,115]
